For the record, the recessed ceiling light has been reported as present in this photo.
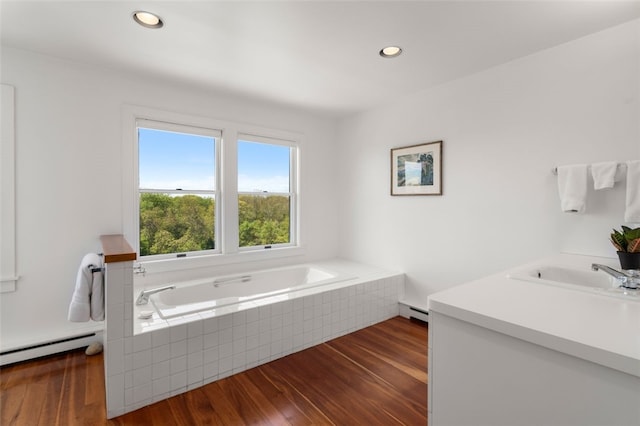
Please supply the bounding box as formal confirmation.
[379,46,402,58]
[133,11,164,29]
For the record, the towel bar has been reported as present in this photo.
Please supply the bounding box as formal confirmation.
[552,163,627,175]
[88,264,104,273]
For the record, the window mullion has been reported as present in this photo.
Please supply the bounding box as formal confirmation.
[221,128,239,254]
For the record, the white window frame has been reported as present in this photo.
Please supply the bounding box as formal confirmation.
[237,133,298,252]
[136,118,222,261]
[122,105,304,273]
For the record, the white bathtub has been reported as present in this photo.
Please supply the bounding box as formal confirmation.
[149,265,354,319]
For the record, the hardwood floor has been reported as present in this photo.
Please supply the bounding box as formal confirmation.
[1,316,427,425]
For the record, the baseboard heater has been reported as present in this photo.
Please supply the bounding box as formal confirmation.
[0,332,101,366]
[409,306,429,324]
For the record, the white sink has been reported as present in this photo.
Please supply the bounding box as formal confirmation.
[508,265,640,301]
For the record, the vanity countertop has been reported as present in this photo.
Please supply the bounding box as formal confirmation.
[427,253,640,378]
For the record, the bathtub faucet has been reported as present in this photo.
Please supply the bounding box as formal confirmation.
[136,285,176,305]
[134,263,146,277]
[591,264,639,290]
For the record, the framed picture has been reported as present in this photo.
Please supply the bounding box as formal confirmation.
[391,140,442,196]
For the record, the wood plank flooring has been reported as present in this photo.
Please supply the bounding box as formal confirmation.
[1,316,427,425]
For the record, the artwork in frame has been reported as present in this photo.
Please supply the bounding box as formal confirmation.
[391,140,442,196]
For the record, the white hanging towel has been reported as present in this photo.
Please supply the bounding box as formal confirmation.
[624,160,640,223]
[68,253,104,322]
[590,161,618,190]
[557,164,588,213]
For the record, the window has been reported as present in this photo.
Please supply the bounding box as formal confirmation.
[124,107,301,266]
[137,120,220,259]
[238,136,297,249]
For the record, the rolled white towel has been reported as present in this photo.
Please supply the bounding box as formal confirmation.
[624,160,640,223]
[590,161,618,190]
[557,164,588,213]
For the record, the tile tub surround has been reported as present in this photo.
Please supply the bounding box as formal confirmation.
[104,259,402,418]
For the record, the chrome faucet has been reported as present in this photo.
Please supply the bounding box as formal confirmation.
[592,264,639,290]
[133,263,146,277]
[135,285,176,305]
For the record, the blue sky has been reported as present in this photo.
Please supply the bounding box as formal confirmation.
[139,128,290,192]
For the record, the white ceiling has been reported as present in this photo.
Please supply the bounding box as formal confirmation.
[2,1,639,117]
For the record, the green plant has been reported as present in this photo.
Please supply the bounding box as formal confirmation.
[611,226,640,253]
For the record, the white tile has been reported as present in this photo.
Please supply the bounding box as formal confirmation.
[170,355,187,374]
[132,366,152,388]
[203,375,218,386]
[187,321,203,338]
[187,366,203,386]
[203,331,219,349]
[107,281,124,306]
[218,356,232,374]
[106,339,124,375]
[219,328,232,344]
[188,351,203,368]
[133,383,152,404]
[258,305,270,320]
[258,344,270,362]
[106,373,124,411]
[170,340,187,358]
[233,323,246,340]
[152,344,170,363]
[246,320,260,337]
[170,371,187,391]
[152,328,170,347]
[218,314,233,330]
[232,311,246,326]
[246,347,260,365]
[270,340,282,357]
[124,285,134,303]
[123,337,133,355]
[107,304,124,341]
[124,371,133,389]
[219,342,232,359]
[232,353,246,370]
[152,376,170,397]
[246,335,260,350]
[203,317,218,334]
[259,318,271,334]
[170,324,187,342]
[203,347,218,363]
[124,319,133,337]
[270,315,283,330]
[124,388,134,406]
[203,360,219,380]
[132,333,152,352]
[303,297,313,309]
[232,338,246,354]
[170,386,187,397]
[270,302,283,316]
[187,382,203,391]
[152,360,170,380]
[187,336,203,354]
[246,308,259,323]
[133,349,151,370]
[152,392,170,404]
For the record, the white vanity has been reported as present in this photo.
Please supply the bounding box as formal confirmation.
[427,254,640,426]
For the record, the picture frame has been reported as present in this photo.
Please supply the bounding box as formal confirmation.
[391,140,442,196]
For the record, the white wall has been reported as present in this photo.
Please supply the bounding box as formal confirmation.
[336,20,640,308]
[0,48,340,351]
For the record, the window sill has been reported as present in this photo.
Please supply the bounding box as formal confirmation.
[138,246,306,276]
